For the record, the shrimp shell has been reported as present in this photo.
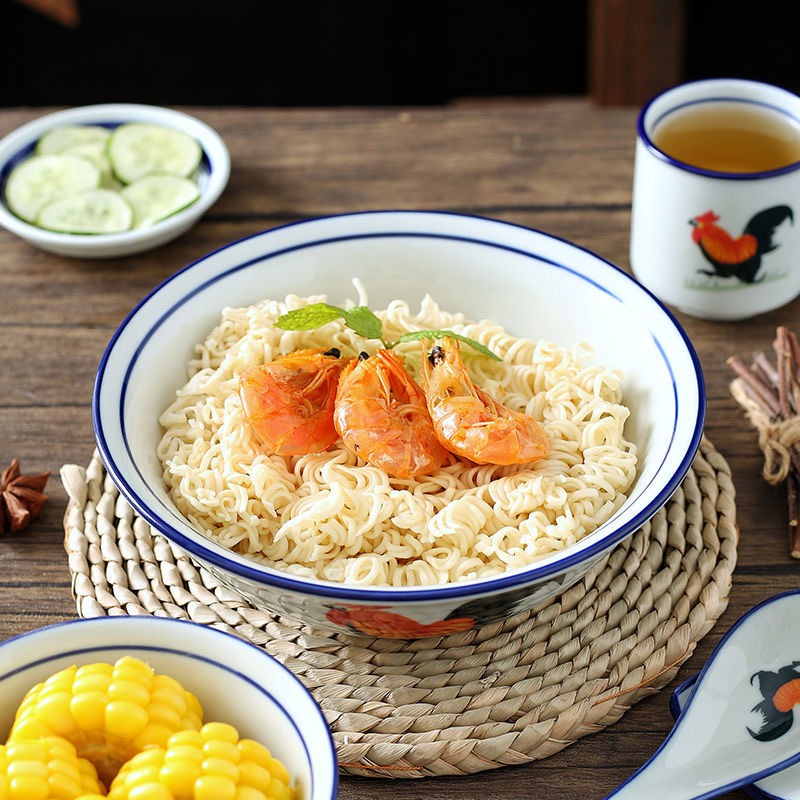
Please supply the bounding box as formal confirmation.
[238,347,345,455]
[420,337,549,466]
[333,349,450,479]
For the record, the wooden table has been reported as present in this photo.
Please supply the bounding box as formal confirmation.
[1,100,798,799]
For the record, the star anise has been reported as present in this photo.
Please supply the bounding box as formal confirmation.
[0,458,50,534]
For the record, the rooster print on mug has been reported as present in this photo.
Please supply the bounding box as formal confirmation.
[689,205,794,285]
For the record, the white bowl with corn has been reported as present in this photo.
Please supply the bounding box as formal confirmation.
[0,615,338,799]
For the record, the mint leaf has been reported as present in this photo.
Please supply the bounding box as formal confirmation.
[276,303,346,330]
[276,304,501,362]
[397,330,501,361]
[342,306,384,340]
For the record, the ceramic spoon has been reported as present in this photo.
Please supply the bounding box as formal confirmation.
[672,675,800,800]
[604,590,800,800]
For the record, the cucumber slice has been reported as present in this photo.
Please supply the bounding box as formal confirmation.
[100,172,125,191]
[35,126,116,189]
[121,174,200,228]
[5,153,101,223]
[109,123,202,183]
[63,141,122,191]
[37,188,133,234]
[36,125,111,155]
[64,141,111,172]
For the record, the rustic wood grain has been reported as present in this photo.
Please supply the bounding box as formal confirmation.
[588,0,686,106]
[2,101,797,800]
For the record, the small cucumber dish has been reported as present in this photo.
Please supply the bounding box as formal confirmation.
[4,122,203,235]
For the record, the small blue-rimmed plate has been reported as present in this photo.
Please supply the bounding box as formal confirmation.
[92,210,705,636]
[0,103,229,258]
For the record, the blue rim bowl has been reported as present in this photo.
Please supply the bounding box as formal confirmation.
[92,210,705,634]
[0,615,338,799]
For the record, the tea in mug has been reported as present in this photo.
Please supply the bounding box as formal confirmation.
[653,102,800,173]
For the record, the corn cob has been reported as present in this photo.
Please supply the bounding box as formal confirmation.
[7,656,203,785]
[0,736,104,799]
[106,721,296,800]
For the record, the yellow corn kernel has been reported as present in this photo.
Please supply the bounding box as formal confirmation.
[238,740,291,787]
[149,689,185,719]
[124,786,172,800]
[201,739,239,764]
[234,788,267,800]
[113,657,154,687]
[43,669,74,691]
[159,760,200,795]
[145,704,181,731]
[264,757,291,790]
[69,690,107,731]
[200,757,238,783]
[131,724,179,754]
[200,723,237,744]
[109,679,151,707]
[161,745,202,764]
[107,723,296,800]
[105,700,149,739]
[73,666,111,691]
[7,657,204,786]
[195,774,236,800]
[0,737,104,800]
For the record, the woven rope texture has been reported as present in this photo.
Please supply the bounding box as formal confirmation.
[60,437,737,778]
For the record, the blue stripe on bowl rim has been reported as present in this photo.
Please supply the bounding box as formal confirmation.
[0,616,339,800]
[93,209,706,603]
[637,78,800,181]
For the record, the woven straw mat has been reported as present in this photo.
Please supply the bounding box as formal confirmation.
[60,436,737,778]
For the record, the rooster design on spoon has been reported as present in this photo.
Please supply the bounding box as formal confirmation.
[748,662,800,742]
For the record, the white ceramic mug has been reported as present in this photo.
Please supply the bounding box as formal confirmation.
[630,78,800,321]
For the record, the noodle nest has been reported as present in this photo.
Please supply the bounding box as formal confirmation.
[157,291,638,587]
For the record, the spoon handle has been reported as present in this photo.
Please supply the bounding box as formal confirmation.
[602,763,717,800]
[604,592,800,800]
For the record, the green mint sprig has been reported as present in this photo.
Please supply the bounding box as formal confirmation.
[277,303,384,340]
[275,303,501,361]
[394,329,499,361]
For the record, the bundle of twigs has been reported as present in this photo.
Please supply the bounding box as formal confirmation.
[727,326,800,558]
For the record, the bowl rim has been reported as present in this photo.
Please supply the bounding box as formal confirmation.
[93,209,706,602]
[0,615,339,800]
[0,103,230,249]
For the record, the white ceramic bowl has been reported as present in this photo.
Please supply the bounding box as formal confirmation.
[0,616,338,799]
[93,211,705,637]
[0,104,230,258]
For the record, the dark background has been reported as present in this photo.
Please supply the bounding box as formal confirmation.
[1,0,799,107]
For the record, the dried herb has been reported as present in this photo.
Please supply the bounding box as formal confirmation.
[0,458,50,534]
[728,326,800,557]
